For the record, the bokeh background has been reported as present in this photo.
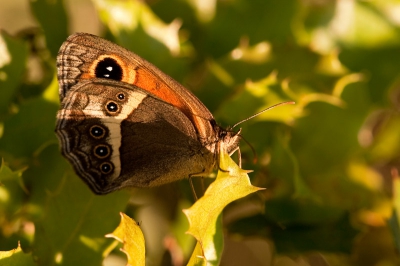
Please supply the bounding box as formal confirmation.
[1,0,400,265]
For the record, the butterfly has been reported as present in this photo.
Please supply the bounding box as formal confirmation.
[55,33,241,194]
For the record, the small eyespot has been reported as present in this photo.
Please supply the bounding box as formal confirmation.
[100,162,113,174]
[94,144,111,159]
[89,125,106,139]
[106,101,118,113]
[117,93,125,101]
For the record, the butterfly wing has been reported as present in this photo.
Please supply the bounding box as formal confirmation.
[57,32,216,143]
[56,79,214,194]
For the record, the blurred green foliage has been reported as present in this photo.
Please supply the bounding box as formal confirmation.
[0,0,400,265]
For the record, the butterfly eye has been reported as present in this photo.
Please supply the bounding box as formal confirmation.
[99,162,113,174]
[95,57,123,81]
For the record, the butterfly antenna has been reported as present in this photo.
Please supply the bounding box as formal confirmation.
[231,101,295,129]
[231,101,294,164]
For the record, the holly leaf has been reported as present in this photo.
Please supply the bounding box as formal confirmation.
[186,241,206,266]
[32,170,130,266]
[183,149,263,265]
[0,97,58,159]
[0,243,35,266]
[106,213,145,266]
[0,160,27,219]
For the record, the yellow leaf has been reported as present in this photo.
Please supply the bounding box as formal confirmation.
[183,149,263,265]
[106,213,145,266]
[0,242,35,266]
[187,242,206,266]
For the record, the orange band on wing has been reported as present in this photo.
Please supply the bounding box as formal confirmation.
[134,68,192,119]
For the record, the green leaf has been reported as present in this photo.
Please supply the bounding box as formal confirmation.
[183,149,262,265]
[30,0,68,57]
[93,0,189,80]
[228,212,358,254]
[369,114,400,162]
[0,32,29,116]
[0,160,32,251]
[32,170,130,266]
[171,200,197,260]
[0,243,35,266]
[0,160,26,216]
[0,97,58,159]
[339,2,400,48]
[0,159,24,182]
[21,144,68,208]
[215,72,296,126]
[106,213,145,266]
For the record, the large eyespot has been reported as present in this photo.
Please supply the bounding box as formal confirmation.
[100,162,113,174]
[95,57,123,81]
[94,144,111,159]
[106,101,119,113]
[89,125,106,139]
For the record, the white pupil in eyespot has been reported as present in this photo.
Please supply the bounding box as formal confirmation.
[104,66,113,78]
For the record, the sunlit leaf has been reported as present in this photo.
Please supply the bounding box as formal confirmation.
[337,1,400,48]
[106,213,145,266]
[42,73,60,105]
[183,149,263,265]
[315,50,349,76]
[93,0,191,83]
[94,0,182,54]
[0,243,35,266]
[216,72,295,125]
[187,241,206,266]
[230,41,272,64]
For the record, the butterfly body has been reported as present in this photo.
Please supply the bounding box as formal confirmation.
[56,33,240,194]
